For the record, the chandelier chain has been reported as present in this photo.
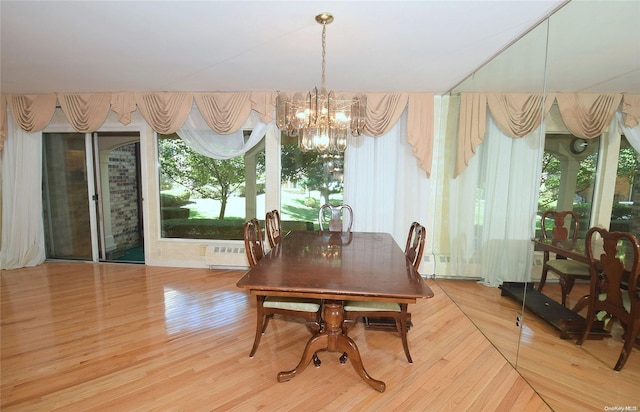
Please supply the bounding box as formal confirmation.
[321,23,326,89]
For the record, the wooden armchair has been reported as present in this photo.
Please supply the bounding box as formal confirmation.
[577,227,640,371]
[265,209,282,248]
[243,218,322,365]
[318,204,353,232]
[537,210,591,306]
[341,221,426,363]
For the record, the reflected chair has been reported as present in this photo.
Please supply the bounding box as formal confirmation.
[537,210,591,306]
[577,227,640,371]
[243,218,322,365]
[265,209,282,248]
[318,204,353,232]
[341,221,426,363]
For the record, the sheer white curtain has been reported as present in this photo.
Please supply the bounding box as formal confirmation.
[616,112,640,153]
[177,107,270,159]
[344,110,431,249]
[449,114,544,286]
[0,119,46,269]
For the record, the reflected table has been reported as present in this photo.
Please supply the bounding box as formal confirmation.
[237,231,434,392]
[500,238,616,339]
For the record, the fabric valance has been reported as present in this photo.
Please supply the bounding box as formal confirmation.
[0,91,435,176]
[455,92,640,176]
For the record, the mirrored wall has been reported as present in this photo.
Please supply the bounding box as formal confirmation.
[437,0,640,407]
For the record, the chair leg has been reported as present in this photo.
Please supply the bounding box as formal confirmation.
[564,275,576,295]
[614,323,640,371]
[250,297,265,357]
[559,276,568,307]
[537,267,549,292]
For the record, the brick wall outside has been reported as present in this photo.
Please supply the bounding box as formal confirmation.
[108,143,140,256]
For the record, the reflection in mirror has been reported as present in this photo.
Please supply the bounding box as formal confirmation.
[437,15,551,369]
[437,1,640,410]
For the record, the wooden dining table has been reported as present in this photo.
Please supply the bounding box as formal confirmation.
[236,230,434,392]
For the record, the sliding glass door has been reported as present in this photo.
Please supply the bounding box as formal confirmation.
[42,132,144,262]
[42,132,93,260]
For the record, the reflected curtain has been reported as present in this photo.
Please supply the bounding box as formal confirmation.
[344,109,432,261]
[616,112,640,154]
[456,92,637,175]
[449,114,544,285]
[0,120,46,270]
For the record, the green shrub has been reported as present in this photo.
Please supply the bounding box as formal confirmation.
[161,207,190,219]
[304,197,319,208]
[160,192,192,207]
[161,219,314,240]
[611,203,632,220]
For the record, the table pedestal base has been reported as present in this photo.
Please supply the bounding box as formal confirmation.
[277,301,385,392]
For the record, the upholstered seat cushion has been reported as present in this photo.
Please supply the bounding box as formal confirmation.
[343,301,401,312]
[264,297,321,312]
[547,259,591,276]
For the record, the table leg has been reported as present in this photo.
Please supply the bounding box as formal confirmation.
[277,301,385,392]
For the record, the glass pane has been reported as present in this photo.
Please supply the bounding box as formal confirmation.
[42,132,92,260]
[611,135,639,238]
[157,133,265,240]
[95,135,144,263]
[537,135,600,238]
[280,133,344,231]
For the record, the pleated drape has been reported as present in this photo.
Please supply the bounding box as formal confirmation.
[194,93,252,134]
[58,93,112,133]
[455,93,487,177]
[407,93,434,177]
[621,94,640,128]
[555,93,622,139]
[364,93,408,137]
[486,93,555,138]
[456,92,639,175]
[111,93,137,125]
[134,92,194,134]
[6,94,57,132]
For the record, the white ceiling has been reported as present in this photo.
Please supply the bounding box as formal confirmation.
[1,1,638,95]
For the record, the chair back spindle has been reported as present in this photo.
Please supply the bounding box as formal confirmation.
[265,209,282,248]
[243,218,264,267]
[405,222,426,271]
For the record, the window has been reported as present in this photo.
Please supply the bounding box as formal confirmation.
[538,134,600,237]
[279,133,344,230]
[611,135,639,238]
[157,132,265,240]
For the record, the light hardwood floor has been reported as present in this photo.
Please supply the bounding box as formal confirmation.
[0,263,635,411]
[436,279,640,412]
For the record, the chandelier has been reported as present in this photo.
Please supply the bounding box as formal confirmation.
[275,13,366,153]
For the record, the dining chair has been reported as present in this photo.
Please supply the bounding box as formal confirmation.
[537,210,591,306]
[577,227,640,371]
[243,218,322,365]
[318,203,353,232]
[341,221,426,363]
[265,209,282,248]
